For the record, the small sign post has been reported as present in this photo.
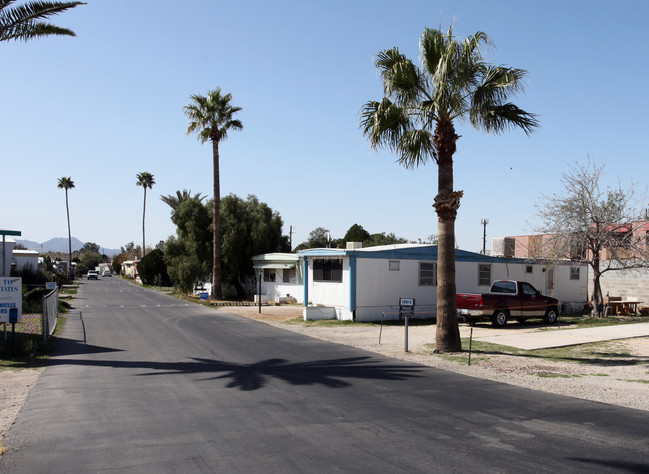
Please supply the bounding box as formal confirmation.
[399,298,415,352]
[9,308,17,356]
[0,277,22,323]
[1,277,22,351]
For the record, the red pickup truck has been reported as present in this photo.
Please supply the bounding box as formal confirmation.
[456,280,559,327]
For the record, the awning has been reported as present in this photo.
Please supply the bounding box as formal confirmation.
[253,263,296,270]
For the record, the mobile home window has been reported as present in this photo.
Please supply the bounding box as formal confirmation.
[313,259,343,282]
[478,264,491,286]
[389,260,400,271]
[419,262,437,286]
[570,267,580,280]
[263,269,276,282]
[282,268,296,283]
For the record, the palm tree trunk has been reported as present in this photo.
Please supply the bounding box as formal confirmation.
[66,190,72,280]
[142,187,147,258]
[433,121,462,352]
[211,138,222,300]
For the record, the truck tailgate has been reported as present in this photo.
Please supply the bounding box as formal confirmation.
[456,293,482,309]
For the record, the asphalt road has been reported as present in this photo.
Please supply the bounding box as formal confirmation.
[2,277,649,473]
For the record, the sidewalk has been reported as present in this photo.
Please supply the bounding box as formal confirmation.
[470,322,649,350]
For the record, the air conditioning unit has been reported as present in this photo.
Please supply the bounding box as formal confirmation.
[492,238,515,258]
[346,242,363,250]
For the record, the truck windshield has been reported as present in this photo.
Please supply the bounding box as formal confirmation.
[491,281,516,294]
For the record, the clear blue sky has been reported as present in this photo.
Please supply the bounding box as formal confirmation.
[3,0,648,253]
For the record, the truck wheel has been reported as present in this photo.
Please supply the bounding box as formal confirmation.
[544,308,558,325]
[492,310,508,328]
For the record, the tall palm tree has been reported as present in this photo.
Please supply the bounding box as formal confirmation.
[361,25,538,352]
[160,189,204,212]
[0,0,85,42]
[184,88,242,300]
[57,176,74,279]
[136,172,155,258]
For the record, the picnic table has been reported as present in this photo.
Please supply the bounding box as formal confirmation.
[606,297,643,316]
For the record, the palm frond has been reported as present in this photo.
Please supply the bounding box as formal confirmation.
[360,98,411,152]
[420,27,447,77]
[0,1,84,42]
[397,129,436,167]
[361,23,538,170]
[57,176,74,189]
[376,48,422,104]
[470,102,539,135]
[184,87,243,144]
[136,172,155,189]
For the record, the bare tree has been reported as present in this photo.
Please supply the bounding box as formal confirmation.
[535,160,648,317]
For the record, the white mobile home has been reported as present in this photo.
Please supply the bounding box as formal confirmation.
[298,244,587,322]
[252,253,303,304]
[12,249,39,273]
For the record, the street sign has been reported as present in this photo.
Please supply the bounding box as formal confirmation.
[0,277,22,323]
[399,298,415,319]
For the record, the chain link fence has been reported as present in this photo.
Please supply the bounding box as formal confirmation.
[42,288,59,342]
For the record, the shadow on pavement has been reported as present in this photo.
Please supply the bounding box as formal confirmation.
[46,355,424,391]
[51,337,125,357]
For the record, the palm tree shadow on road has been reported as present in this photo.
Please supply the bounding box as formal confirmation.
[47,352,424,391]
[140,356,424,391]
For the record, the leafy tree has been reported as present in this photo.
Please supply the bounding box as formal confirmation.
[164,196,212,294]
[360,24,538,352]
[120,241,138,260]
[366,232,409,247]
[111,255,121,276]
[136,248,171,286]
[535,160,648,317]
[184,88,243,300]
[78,250,101,273]
[220,194,289,297]
[0,0,85,42]
[57,176,74,279]
[81,241,99,253]
[417,234,439,244]
[136,171,155,257]
[343,224,371,245]
[294,227,333,251]
[160,189,205,211]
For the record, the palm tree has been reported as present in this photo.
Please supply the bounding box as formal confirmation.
[361,25,539,352]
[184,88,242,300]
[0,0,85,42]
[57,176,74,279]
[160,189,204,212]
[136,172,155,258]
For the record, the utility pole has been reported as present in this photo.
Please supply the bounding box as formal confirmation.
[481,218,489,255]
[289,225,293,250]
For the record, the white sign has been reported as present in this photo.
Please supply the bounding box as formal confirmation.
[0,277,22,323]
[46,282,58,290]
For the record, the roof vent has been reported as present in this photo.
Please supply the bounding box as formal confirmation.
[492,238,515,258]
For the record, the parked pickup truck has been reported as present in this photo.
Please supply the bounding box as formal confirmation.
[456,280,559,327]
